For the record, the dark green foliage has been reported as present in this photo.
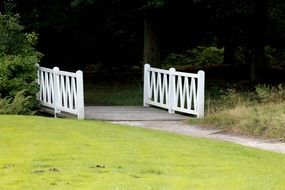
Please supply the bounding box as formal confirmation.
[0,90,34,115]
[146,0,166,8]
[0,13,42,112]
[205,83,285,114]
[163,46,224,67]
[265,46,285,66]
[255,84,285,103]
[11,0,285,83]
[193,83,285,140]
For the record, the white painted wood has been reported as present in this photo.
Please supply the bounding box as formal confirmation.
[71,77,77,109]
[143,64,205,118]
[148,67,169,74]
[168,68,176,113]
[144,65,171,112]
[171,70,198,78]
[143,64,151,106]
[76,70,85,120]
[197,70,205,118]
[145,100,169,109]
[53,67,59,117]
[162,73,168,104]
[37,66,85,119]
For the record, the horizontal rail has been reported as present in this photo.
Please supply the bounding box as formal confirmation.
[146,67,171,74]
[39,66,78,78]
[38,66,53,73]
[145,100,169,110]
[173,70,199,78]
[56,70,78,78]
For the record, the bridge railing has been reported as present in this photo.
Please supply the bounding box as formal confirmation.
[144,64,205,118]
[37,65,84,119]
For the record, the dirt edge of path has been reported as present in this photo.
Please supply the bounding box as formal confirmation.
[112,120,285,154]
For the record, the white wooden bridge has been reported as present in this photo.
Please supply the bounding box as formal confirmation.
[37,64,204,120]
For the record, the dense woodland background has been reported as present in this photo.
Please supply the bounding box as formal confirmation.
[2,0,285,82]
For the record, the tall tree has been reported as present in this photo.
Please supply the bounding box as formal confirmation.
[143,1,163,68]
[251,0,267,81]
[143,0,200,67]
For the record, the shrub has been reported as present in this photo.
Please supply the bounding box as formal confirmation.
[255,84,285,103]
[0,13,42,110]
[265,46,285,66]
[205,88,252,114]
[195,84,285,140]
[205,84,285,115]
[162,46,224,67]
[0,90,35,115]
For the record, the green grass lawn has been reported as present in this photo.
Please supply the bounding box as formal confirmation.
[1,115,285,190]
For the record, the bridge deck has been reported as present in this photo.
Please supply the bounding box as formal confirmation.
[85,106,188,121]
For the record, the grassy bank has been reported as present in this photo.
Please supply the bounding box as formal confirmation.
[198,103,285,140]
[192,84,285,140]
[1,115,285,189]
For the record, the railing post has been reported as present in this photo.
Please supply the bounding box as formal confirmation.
[76,70,85,120]
[168,67,176,114]
[53,67,59,118]
[143,64,150,107]
[197,70,205,118]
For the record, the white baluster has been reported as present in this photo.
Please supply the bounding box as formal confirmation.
[168,67,176,113]
[53,67,59,118]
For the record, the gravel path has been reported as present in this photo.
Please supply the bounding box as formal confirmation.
[112,120,285,154]
[84,106,285,154]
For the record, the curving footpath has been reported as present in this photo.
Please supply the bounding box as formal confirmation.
[85,106,285,154]
[112,120,285,154]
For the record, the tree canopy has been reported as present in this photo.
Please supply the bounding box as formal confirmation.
[3,0,285,81]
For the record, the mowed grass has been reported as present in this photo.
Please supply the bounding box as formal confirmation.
[1,116,285,190]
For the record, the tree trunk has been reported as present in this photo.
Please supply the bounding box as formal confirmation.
[251,0,267,81]
[223,39,236,66]
[223,20,235,65]
[143,12,160,68]
[0,2,4,13]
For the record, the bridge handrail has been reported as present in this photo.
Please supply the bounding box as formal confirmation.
[144,64,205,118]
[37,65,84,119]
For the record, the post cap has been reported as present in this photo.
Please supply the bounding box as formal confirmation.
[76,70,83,74]
[144,63,151,68]
[53,67,59,71]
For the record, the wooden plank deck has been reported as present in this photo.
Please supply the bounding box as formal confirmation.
[85,106,188,121]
